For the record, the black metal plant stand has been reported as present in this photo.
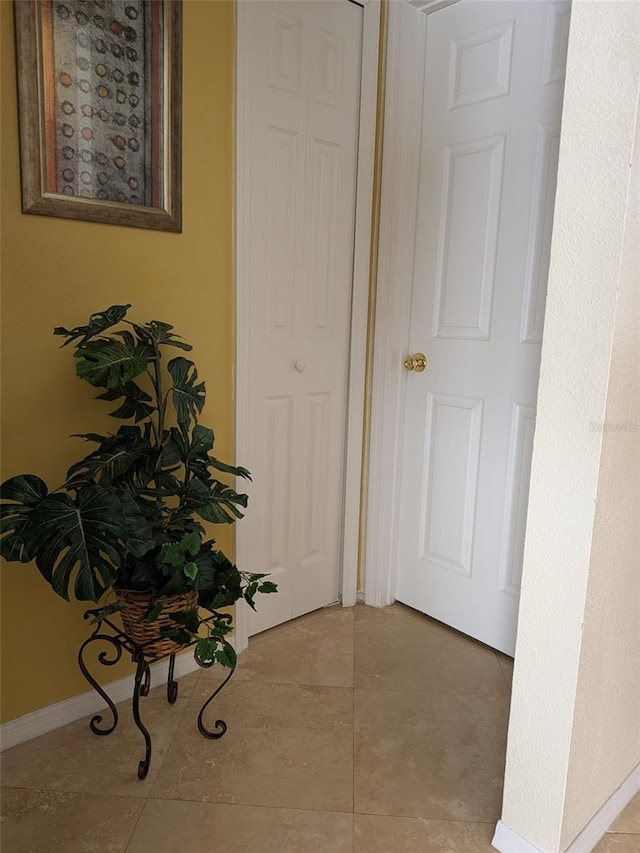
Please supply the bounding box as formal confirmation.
[78,609,235,780]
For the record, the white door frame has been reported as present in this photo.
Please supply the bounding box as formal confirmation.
[234,0,382,652]
[365,0,428,607]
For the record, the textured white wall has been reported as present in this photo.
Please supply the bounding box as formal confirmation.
[499,2,640,851]
[559,99,640,851]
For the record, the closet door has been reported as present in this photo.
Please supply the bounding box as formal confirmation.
[240,1,363,634]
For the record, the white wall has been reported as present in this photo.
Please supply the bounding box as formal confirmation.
[497,2,640,851]
[559,94,640,852]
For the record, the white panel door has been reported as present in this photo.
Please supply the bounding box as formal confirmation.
[243,1,363,635]
[395,0,570,655]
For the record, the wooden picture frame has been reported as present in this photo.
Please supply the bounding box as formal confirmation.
[14,0,182,232]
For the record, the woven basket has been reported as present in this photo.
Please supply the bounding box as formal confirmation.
[116,588,198,658]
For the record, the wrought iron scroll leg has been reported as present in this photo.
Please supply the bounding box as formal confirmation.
[197,654,236,739]
[77,634,121,736]
[132,652,152,780]
[167,654,178,704]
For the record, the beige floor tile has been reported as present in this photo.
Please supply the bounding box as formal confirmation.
[0,787,143,853]
[127,798,353,853]
[610,793,640,833]
[354,687,509,822]
[0,605,523,850]
[354,813,496,852]
[0,672,199,798]
[235,605,353,687]
[354,604,509,697]
[594,833,640,851]
[152,679,354,812]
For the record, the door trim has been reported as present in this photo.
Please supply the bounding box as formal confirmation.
[234,0,381,651]
[365,0,426,607]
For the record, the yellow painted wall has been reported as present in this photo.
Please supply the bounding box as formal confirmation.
[0,0,236,723]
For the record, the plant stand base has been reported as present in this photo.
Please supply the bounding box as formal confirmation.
[78,609,235,780]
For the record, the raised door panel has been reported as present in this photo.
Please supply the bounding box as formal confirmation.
[301,392,332,566]
[447,18,515,110]
[542,2,571,85]
[433,134,506,340]
[419,393,484,577]
[315,27,344,108]
[263,396,295,575]
[270,8,304,95]
[266,129,300,339]
[307,140,340,338]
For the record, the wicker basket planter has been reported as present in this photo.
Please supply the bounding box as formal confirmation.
[116,588,199,658]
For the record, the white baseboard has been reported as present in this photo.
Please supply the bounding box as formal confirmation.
[565,762,640,852]
[492,821,545,852]
[0,649,201,753]
[492,762,640,853]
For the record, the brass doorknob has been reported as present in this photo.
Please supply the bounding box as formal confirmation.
[403,353,428,372]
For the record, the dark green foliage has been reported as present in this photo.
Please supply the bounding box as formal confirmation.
[75,333,152,389]
[96,382,155,423]
[167,357,206,429]
[0,475,49,563]
[53,304,132,346]
[0,305,277,668]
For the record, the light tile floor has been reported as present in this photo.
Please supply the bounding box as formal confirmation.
[1,603,639,852]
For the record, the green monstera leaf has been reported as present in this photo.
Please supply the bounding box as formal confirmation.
[207,454,252,481]
[54,304,132,347]
[180,478,248,524]
[96,382,155,423]
[167,357,205,430]
[22,485,132,602]
[117,490,156,559]
[160,425,251,483]
[66,425,151,487]
[131,320,193,352]
[189,425,252,480]
[75,331,152,389]
[0,474,49,563]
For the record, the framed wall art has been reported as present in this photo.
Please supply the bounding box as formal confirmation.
[14,0,182,232]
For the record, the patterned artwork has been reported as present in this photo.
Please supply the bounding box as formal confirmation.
[42,0,164,207]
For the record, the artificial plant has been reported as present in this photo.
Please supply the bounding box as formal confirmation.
[0,304,276,666]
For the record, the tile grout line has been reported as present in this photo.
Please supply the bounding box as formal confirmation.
[142,611,358,822]
[0,780,523,828]
[493,651,513,691]
[0,783,145,802]
[122,797,147,853]
[139,794,357,816]
[123,666,225,849]
[353,808,497,826]
[234,677,355,691]
[145,669,202,801]
[352,684,511,700]
[246,606,348,650]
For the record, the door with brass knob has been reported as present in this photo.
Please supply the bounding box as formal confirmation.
[391,0,568,657]
[403,353,428,372]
